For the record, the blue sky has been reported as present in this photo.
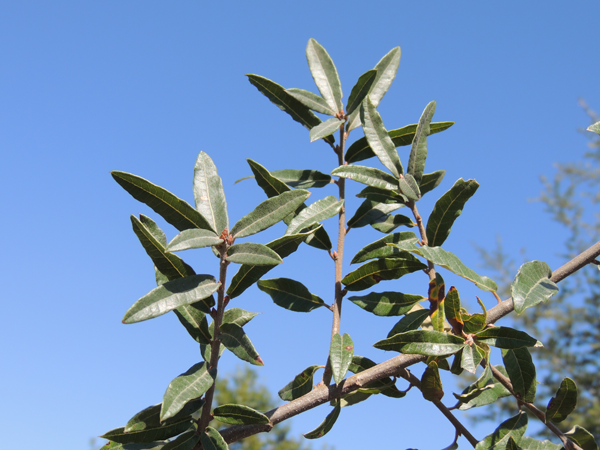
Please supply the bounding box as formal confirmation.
[2,2,599,449]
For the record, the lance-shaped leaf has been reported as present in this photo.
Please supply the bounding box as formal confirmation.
[371,214,415,233]
[518,437,563,450]
[426,178,479,247]
[374,330,465,356]
[285,88,336,115]
[330,333,354,385]
[163,430,199,450]
[112,171,213,232]
[226,242,283,266]
[420,170,446,196]
[286,196,343,235]
[310,117,344,142]
[349,291,424,317]
[347,199,403,229]
[356,186,406,204]
[219,322,263,366]
[193,152,228,235]
[429,273,446,332]
[173,302,211,345]
[278,365,322,401]
[200,427,229,450]
[227,232,311,299]
[474,327,540,349]
[342,258,427,291]
[306,38,343,113]
[407,101,436,184]
[124,399,203,433]
[246,74,334,144]
[462,297,488,334]
[167,229,224,253]
[564,426,598,450]
[587,121,600,135]
[546,377,578,423]
[444,287,464,335]
[221,308,260,328]
[387,309,430,338]
[398,173,420,201]
[270,169,332,189]
[511,261,559,314]
[361,98,404,177]
[345,69,377,115]
[101,422,191,445]
[102,440,168,449]
[331,165,399,191]
[348,355,406,398]
[461,343,485,374]
[257,277,326,312]
[123,275,220,323]
[352,231,419,264]
[456,364,511,410]
[230,189,310,238]
[421,361,444,401]
[502,348,537,403]
[161,362,217,421]
[303,403,341,439]
[475,412,528,450]
[213,404,270,425]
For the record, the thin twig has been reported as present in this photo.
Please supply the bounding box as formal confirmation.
[406,200,436,281]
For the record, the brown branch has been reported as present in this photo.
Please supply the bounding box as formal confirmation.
[406,200,436,281]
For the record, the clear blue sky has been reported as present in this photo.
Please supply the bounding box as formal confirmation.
[2,2,599,449]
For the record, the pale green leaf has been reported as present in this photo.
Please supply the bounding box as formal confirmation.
[309,117,344,142]
[517,437,563,450]
[374,330,465,356]
[278,365,322,401]
[407,101,436,184]
[457,364,511,410]
[166,229,224,253]
[564,426,598,450]
[398,173,421,200]
[257,277,326,312]
[173,302,211,345]
[193,151,228,235]
[342,258,427,291]
[461,344,485,374]
[370,214,415,233]
[200,427,229,450]
[349,291,424,316]
[511,261,559,314]
[306,38,343,112]
[475,327,540,349]
[420,170,446,196]
[330,333,354,385]
[346,69,377,115]
[285,196,343,235]
[226,242,283,266]
[161,362,217,421]
[347,199,402,229]
[285,88,336,115]
[586,121,600,135]
[351,231,419,264]
[356,186,406,204]
[331,165,399,191]
[269,169,332,189]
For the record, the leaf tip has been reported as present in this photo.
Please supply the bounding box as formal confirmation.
[256,355,265,366]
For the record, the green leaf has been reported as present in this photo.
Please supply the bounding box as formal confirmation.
[257,277,326,313]
[374,330,465,356]
[506,437,522,450]
[356,186,406,204]
[348,355,406,398]
[517,437,563,450]
[270,169,332,189]
[173,302,211,345]
[351,231,419,264]
[166,229,224,253]
[330,333,355,385]
[346,69,377,115]
[474,327,540,349]
[246,159,291,198]
[387,309,430,337]
[462,297,488,334]
[193,152,228,235]
[337,390,373,407]
[407,101,436,184]
[331,165,399,191]
[502,348,537,403]
[587,121,600,135]
[213,404,270,425]
[123,275,220,324]
[162,430,199,450]
[310,117,344,142]
[200,427,229,450]
[511,261,559,314]
[306,38,343,113]
[286,196,343,235]
[444,286,464,335]
[230,189,310,239]
[419,170,446,196]
[219,322,263,366]
[246,74,334,144]
[461,344,485,374]
[227,232,311,299]
[398,173,421,200]
[361,98,404,177]
[101,442,167,450]
[349,291,424,317]
[564,426,598,450]
[112,171,214,232]
[347,199,403,229]
[456,364,511,410]
[475,412,528,450]
[421,361,444,401]
[101,422,191,445]
[303,403,341,439]
[370,214,415,233]
[222,308,260,328]
[285,88,336,115]
[426,178,479,247]
[278,365,322,401]
[546,377,578,423]
[342,258,427,291]
[226,242,283,266]
[429,273,446,333]
[161,362,217,421]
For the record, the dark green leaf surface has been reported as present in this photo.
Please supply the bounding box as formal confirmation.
[200,427,229,450]
[193,152,228,235]
[309,117,344,142]
[278,365,322,401]
[371,214,415,233]
[429,273,446,333]
[346,69,377,115]
[230,189,310,238]
[270,169,332,189]
[303,403,341,439]
[100,441,168,450]
[123,275,219,323]
[474,327,540,349]
[387,309,430,337]
[101,421,191,445]
[475,412,528,450]
[419,170,446,196]
[348,355,406,398]
[330,333,354,385]
[162,430,199,450]
[161,362,217,421]
[331,165,399,191]
[347,199,402,229]
[461,344,485,374]
[407,101,436,184]
[444,287,463,335]
[546,377,578,423]
[564,426,598,450]
[173,302,211,345]
[351,231,419,264]
[511,261,559,314]
[369,46,401,107]
[361,98,404,177]
[247,159,291,198]
[306,38,343,112]
[338,390,372,407]
[356,186,406,204]
[421,361,444,401]
[461,297,488,334]
[226,242,283,266]
[374,330,465,356]
[518,437,563,450]
[213,404,270,425]
[167,229,224,253]
[219,323,263,366]
[398,173,420,201]
[285,88,335,115]
[257,277,326,312]
[112,171,213,232]
[457,364,511,410]
[342,258,427,291]
[349,291,423,316]
[221,308,260,328]
[426,178,479,247]
[502,348,537,403]
[286,196,343,235]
